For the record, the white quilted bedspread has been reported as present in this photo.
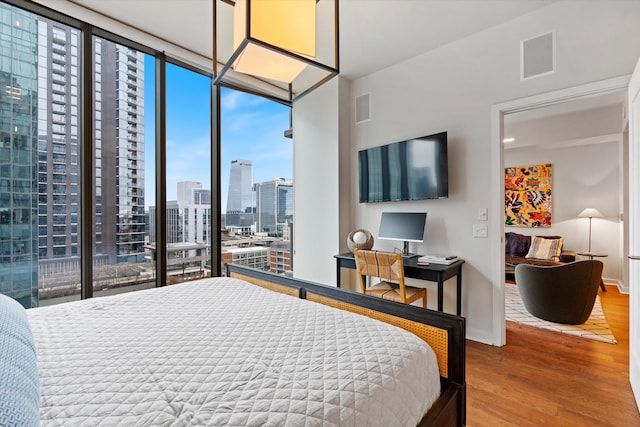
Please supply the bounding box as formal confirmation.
[27,277,440,426]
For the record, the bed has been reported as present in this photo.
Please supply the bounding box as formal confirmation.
[0,264,465,426]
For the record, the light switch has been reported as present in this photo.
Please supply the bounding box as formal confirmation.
[478,208,488,221]
[473,223,488,238]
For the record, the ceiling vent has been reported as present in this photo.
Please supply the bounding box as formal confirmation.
[521,31,555,81]
[355,93,371,124]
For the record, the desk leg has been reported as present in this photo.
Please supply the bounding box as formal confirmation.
[336,262,341,288]
[456,269,462,316]
[437,278,444,312]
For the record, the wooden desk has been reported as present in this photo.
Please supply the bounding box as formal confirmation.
[334,252,465,315]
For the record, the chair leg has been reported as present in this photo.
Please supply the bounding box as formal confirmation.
[422,294,427,309]
[600,278,607,292]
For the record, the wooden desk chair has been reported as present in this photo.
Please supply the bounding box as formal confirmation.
[353,249,427,308]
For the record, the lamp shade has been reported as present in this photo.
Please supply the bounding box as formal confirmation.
[578,208,604,219]
[233,0,315,83]
[214,0,339,105]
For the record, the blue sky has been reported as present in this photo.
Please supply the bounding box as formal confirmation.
[143,58,292,212]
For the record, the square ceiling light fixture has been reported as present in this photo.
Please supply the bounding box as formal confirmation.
[214,0,339,106]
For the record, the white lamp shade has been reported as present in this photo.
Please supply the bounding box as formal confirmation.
[232,0,316,83]
[578,208,604,219]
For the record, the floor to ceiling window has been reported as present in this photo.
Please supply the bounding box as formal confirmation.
[1,4,86,307]
[0,4,40,307]
[0,0,223,307]
[163,63,211,285]
[220,88,293,275]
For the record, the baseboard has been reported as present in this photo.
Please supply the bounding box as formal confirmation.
[466,327,496,346]
[603,277,627,294]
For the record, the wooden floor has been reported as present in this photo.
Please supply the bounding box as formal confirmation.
[466,284,640,426]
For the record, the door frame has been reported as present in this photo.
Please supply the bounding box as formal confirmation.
[490,75,631,346]
[627,56,640,409]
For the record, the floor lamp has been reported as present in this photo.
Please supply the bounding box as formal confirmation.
[578,208,604,253]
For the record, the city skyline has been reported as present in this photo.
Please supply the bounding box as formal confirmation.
[143,63,292,212]
[1,2,296,309]
[161,170,294,214]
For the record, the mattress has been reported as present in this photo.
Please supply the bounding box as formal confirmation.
[27,277,440,426]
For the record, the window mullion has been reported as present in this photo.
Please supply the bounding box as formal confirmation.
[80,22,94,299]
[211,84,221,277]
[155,54,167,286]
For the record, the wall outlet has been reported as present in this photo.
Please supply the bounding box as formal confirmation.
[478,208,488,221]
[473,223,488,238]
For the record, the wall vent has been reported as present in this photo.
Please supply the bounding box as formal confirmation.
[355,93,371,124]
[521,31,555,81]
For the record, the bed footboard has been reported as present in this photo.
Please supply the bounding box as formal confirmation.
[226,264,466,426]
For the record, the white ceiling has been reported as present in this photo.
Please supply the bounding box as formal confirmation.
[61,0,624,145]
[338,0,556,79]
[504,90,627,150]
[67,0,556,80]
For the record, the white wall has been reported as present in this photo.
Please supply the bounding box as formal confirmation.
[504,140,623,287]
[343,1,640,344]
[292,78,351,285]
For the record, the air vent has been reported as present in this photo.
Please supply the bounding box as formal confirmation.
[521,31,555,80]
[355,93,371,124]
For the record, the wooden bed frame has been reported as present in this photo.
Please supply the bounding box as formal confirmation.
[227,264,466,427]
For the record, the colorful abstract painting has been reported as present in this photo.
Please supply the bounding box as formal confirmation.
[505,163,552,227]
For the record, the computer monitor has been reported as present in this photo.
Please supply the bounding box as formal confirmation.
[378,212,427,258]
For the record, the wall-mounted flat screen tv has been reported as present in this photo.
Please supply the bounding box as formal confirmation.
[358,131,448,203]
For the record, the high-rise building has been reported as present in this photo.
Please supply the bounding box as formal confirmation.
[1,6,146,308]
[225,159,255,227]
[166,181,212,251]
[226,159,253,212]
[254,178,293,236]
[36,18,80,263]
[0,5,39,308]
[37,28,145,266]
[94,37,146,264]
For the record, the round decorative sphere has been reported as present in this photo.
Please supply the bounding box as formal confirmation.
[353,231,367,245]
[347,229,374,252]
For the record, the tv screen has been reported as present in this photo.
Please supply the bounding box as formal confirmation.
[358,132,448,203]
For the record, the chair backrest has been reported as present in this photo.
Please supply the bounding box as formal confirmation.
[353,249,406,294]
[515,260,603,324]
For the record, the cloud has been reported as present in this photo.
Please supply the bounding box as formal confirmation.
[221,90,244,110]
[221,89,268,111]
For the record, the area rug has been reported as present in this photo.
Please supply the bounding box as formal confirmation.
[505,283,617,344]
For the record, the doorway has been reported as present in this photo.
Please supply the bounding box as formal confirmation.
[490,75,631,346]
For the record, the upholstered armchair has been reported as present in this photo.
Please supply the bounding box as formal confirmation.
[514,260,603,324]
